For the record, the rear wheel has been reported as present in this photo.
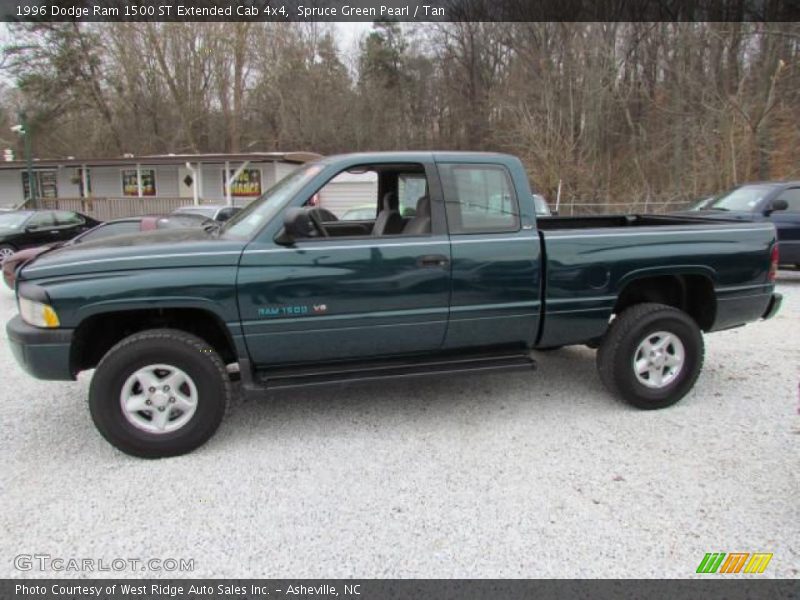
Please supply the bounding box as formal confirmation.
[89,329,231,458]
[597,303,704,409]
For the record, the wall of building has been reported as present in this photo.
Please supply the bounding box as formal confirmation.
[0,159,377,214]
[0,170,23,208]
[0,159,300,208]
[318,171,378,217]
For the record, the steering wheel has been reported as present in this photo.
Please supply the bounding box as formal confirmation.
[307,209,329,237]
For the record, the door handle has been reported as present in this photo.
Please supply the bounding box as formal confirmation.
[49,230,60,235]
[417,254,449,268]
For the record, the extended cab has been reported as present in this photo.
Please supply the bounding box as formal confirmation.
[6,152,783,457]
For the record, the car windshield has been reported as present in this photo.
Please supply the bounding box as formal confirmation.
[0,212,32,229]
[221,163,323,239]
[708,186,774,212]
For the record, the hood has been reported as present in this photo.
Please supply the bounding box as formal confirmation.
[0,226,22,238]
[19,228,247,281]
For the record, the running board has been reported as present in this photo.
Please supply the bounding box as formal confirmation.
[246,351,536,392]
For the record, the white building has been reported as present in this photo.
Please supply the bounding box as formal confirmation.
[0,151,384,220]
[0,152,317,216]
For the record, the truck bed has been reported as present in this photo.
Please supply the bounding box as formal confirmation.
[536,216,777,348]
[537,214,733,230]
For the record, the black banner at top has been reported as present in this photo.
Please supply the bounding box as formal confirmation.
[3,0,800,22]
[2,579,800,600]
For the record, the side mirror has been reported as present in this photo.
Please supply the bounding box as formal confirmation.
[276,208,315,245]
[24,225,37,232]
[764,199,788,215]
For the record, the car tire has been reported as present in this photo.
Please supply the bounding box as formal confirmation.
[0,244,16,261]
[597,303,704,410]
[89,329,231,458]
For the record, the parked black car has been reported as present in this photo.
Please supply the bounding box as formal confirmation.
[673,182,800,267]
[0,210,100,261]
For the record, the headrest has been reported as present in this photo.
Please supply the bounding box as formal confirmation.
[416,195,431,217]
[382,191,397,211]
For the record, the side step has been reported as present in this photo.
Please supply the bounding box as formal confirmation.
[247,350,536,391]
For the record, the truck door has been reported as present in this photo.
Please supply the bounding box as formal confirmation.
[237,160,451,366]
[768,187,800,265]
[438,161,542,350]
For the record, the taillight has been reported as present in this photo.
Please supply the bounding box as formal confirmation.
[768,245,779,282]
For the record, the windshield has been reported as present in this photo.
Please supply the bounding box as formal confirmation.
[221,163,324,239]
[708,186,774,212]
[0,212,32,229]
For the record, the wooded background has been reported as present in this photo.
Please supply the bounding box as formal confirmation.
[2,21,799,209]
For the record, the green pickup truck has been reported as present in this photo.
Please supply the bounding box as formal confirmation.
[7,152,783,457]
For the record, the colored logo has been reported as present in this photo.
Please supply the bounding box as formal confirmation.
[696,552,773,574]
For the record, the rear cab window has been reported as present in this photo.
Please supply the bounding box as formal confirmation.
[439,164,520,234]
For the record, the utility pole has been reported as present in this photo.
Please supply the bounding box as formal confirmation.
[16,111,37,209]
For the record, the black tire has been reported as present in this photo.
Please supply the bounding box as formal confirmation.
[597,303,704,410]
[89,329,231,458]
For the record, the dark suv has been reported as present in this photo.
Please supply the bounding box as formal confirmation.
[676,182,800,267]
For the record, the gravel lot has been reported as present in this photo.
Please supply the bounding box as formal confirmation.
[1,274,798,579]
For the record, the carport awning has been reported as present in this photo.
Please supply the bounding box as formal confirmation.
[0,151,322,170]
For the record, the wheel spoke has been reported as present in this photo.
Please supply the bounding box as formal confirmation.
[163,370,187,392]
[150,407,171,431]
[649,366,664,386]
[124,393,149,413]
[635,358,650,374]
[664,353,682,367]
[135,369,160,392]
[173,390,195,412]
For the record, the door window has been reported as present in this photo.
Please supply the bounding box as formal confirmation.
[300,164,431,238]
[775,188,800,212]
[26,212,56,229]
[54,211,85,227]
[440,164,519,234]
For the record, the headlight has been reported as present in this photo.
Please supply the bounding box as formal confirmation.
[18,296,60,328]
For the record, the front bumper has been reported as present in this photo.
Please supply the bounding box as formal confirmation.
[762,293,783,320]
[6,315,75,380]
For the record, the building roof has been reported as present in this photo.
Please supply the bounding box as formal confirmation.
[0,151,323,170]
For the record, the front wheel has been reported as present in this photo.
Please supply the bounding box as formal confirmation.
[89,329,231,458]
[597,303,704,409]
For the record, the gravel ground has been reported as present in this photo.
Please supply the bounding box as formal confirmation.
[1,274,798,579]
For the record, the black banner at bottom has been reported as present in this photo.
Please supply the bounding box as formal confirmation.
[2,579,799,600]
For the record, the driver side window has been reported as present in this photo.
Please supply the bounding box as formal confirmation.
[775,188,800,212]
[295,164,432,239]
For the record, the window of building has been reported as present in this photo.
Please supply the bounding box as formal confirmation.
[440,164,519,234]
[122,169,156,196]
[22,170,58,200]
[224,168,262,197]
